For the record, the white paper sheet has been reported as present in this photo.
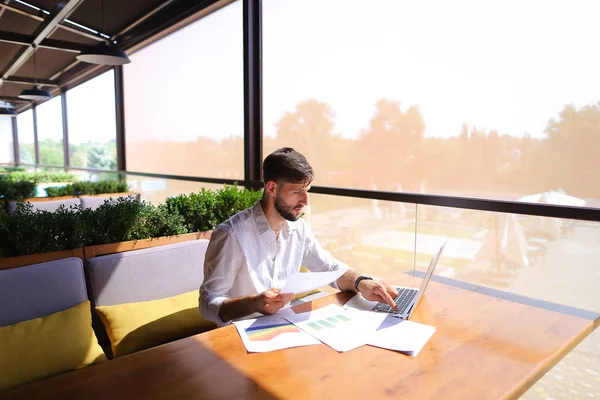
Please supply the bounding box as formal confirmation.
[283,304,372,352]
[344,307,436,357]
[233,311,320,353]
[280,269,346,295]
[367,317,436,356]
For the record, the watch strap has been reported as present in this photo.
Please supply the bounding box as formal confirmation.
[354,275,373,292]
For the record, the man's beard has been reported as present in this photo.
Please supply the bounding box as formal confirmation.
[274,195,301,222]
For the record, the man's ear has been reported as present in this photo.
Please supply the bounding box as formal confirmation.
[265,180,277,198]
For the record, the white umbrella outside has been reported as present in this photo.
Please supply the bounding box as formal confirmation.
[518,191,586,207]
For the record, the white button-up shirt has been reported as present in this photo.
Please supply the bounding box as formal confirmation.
[200,202,349,326]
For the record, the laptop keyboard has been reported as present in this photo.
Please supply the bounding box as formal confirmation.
[372,288,417,315]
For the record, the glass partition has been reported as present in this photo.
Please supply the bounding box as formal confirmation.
[308,190,599,397]
[308,192,417,283]
[66,70,117,170]
[36,96,64,166]
[412,205,598,307]
[16,109,34,164]
[411,204,600,399]
[125,175,224,205]
[67,169,119,182]
[0,117,14,163]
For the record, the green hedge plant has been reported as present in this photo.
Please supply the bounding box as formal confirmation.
[0,207,9,257]
[6,171,77,183]
[213,185,263,225]
[127,203,188,240]
[0,171,78,200]
[0,185,263,258]
[0,178,36,200]
[166,189,218,232]
[45,180,129,197]
[0,166,26,174]
[166,184,262,232]
[3,202,92,257]
[86,195,145,246]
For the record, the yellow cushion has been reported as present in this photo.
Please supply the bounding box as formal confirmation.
[95,290,217,358]
[292,266,322,301]
[0,301,107,392]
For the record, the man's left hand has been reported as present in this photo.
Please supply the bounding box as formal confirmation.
[357,280,399,311]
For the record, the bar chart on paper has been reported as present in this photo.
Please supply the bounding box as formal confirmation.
[233,314,321,352]
[306,314,353,331]
[285,304,371,352]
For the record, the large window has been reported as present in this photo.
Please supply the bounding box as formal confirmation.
[66,70,117,170]
[16,109,34,164]
[306,190,600,400]
[36,96,64,166]
[0,117,14,163]
[263,0,600,208]
[123,0,243,179]
[263,3,600,397]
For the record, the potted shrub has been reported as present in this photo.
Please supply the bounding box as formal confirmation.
[0,202,86,269]
[32,171,78,197]
[165,185,262,233]
[84,186,262,258]
[45,180,133,211]
[82,195,196,259]
[44,180,130,197]
[0,185,263,267]
[0,171,78,206]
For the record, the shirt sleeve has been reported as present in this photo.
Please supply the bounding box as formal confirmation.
[301,222,350,289]
[199,226,245,326]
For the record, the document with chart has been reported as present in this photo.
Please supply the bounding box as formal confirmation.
[283,304,373,352]
[233,313,320,353]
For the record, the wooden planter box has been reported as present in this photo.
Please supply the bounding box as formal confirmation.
[0,248,85,271]
[9,192,135,204]
[21,195,79,203]
[78,192,136,199]
[83,231,212,260]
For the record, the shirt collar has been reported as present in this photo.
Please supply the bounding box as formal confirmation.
[252,201,297,236]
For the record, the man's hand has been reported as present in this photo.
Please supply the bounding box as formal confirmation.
[358,280,399,311]
[255,288,295,315]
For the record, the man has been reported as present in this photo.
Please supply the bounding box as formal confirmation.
[200,148,398,326]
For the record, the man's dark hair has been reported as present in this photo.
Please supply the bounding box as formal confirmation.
[263,147,314,185]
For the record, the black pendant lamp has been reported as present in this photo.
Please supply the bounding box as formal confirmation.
[76,0,130,65]
[18,47,52,101]
[0,107,17,117]
[0,86,17,117]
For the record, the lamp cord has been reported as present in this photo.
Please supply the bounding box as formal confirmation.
[101,0,105,37]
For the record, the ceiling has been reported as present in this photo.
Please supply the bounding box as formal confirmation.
[0,0,220,112]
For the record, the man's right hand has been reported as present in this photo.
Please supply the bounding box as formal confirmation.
[255,288,294,315]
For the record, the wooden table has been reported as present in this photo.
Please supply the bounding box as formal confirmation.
[4,275,599,400]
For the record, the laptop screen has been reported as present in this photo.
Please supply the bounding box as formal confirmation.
[411,241,446,314]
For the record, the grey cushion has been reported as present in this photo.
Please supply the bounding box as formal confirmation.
[0,257,88,327]
[7,198,81,214]
[86,240,209,307]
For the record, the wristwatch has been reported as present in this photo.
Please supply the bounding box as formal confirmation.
[354,275,373,293]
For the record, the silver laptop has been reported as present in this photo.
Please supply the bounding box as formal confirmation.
[346,241,446,319]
